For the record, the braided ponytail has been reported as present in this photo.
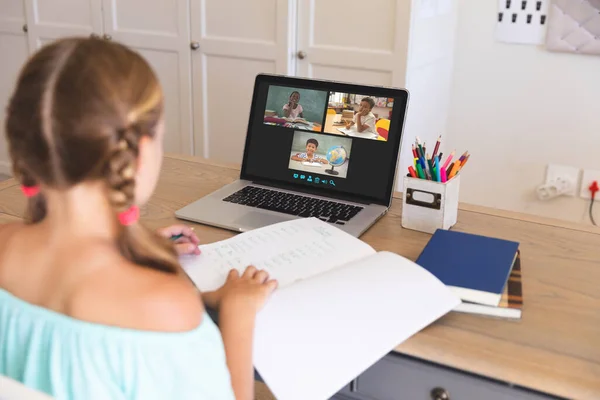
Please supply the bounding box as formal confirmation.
[103,125,179,274]
[105,126,139,213]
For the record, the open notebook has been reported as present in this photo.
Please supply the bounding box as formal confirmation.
[180,218,460,400]
[336,127,378,139]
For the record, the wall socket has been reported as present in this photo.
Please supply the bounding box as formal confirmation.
[580,169,600,200]
[545,164,580,197]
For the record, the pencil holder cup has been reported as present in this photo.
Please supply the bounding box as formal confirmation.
[401,175,460,234]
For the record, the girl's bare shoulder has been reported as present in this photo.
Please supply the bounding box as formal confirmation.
[67,252,205,333]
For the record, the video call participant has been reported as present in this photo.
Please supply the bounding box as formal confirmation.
[290,138,329,164]
[345,97,376,134]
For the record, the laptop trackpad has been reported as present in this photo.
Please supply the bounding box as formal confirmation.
[234,212,296,231]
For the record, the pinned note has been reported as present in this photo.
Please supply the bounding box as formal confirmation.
[496,0,549,44]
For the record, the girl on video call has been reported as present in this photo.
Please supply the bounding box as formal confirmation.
[282,90,304,119]
[0,37,277,400]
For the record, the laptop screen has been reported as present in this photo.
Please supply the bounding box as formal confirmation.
[240,74,408,206]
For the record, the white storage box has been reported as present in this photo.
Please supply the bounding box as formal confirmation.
[401,175,460,234]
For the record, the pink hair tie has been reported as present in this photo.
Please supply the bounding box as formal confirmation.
[118,205,140,226]
[21,185,40,198]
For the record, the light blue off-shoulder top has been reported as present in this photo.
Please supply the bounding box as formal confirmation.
[0,289,235,400]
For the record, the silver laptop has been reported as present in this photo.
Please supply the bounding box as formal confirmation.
[175,74,409,237]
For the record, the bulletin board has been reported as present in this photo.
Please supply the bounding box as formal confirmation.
[545,0,600,55]
[495,0,600,57]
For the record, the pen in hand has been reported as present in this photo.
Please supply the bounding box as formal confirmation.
[158,225,201,255]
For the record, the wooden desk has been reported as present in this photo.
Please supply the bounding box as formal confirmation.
[324,113,347,135]
[0,155,598,400]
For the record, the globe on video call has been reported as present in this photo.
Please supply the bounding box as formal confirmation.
[325,145,347,176]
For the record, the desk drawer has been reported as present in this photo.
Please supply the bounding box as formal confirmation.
[334,353,559,400]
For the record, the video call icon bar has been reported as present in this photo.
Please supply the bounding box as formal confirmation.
[292,173,335,186]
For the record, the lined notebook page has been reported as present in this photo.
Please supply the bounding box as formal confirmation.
[179,218,375,292]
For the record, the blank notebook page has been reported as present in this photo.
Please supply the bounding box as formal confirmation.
[253,251,461,400]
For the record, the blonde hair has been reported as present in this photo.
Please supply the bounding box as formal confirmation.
[5,37,179,274]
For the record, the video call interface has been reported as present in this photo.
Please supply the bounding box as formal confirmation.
[243,82,405,204]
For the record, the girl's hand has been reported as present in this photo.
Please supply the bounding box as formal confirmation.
[203,266,278,312]
[156,224,201,255]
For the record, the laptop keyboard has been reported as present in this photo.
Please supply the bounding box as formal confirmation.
[222,186,363,225]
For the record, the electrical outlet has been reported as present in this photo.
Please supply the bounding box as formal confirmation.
[580,169,600,200]
[545,164,580,197]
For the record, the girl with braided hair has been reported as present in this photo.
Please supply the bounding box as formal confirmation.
[0,37,276,400]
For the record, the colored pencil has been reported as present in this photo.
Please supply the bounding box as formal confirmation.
[449,160,461,179]
[416,137,424,160]
[408,166,417,178]
[426,153,435,180]
[435,155,441,182]
[432,135,441,159]
[446,162,453,178]
[408,135,469,181]
[416,163,425,179]
[442,150,455,170]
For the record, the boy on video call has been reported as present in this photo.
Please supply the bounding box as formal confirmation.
[345,97,376,134]
[291,138,329,164]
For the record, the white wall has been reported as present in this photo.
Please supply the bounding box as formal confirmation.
[446,0,600,224]
[0,31,29,177]
[397,0,459,191]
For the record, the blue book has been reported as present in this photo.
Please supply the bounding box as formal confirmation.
[415,229,520,307]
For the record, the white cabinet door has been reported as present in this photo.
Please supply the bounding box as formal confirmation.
[24,0,103,48]
[190,0,292,163]
[102,0,193,155]
[296,0,411,88]
[0,1,30,175]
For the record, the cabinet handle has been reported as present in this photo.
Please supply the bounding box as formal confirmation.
[22,24,28,33]
[103,34,112,41]
[297,50,306,59]
[90,33,100,39]
[430,387,450,400]
[190,41,200,50]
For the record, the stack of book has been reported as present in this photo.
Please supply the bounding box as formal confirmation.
[416,229,523,320]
